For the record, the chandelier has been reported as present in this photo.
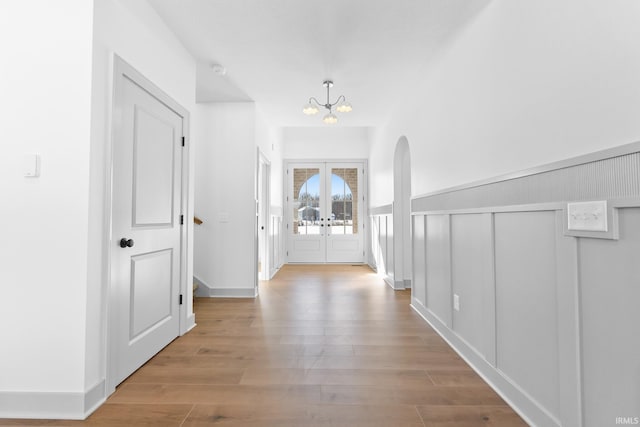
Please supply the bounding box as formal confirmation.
[302,80,352,124]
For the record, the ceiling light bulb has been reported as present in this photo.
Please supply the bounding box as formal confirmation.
[336,101,352,113]
[303,103,319,115]
[323,113,338,124]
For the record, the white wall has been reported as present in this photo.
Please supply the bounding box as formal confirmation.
[0,0,94,398]
[194,103,257,294]
[369,0,640,207]
[283,127,370,160]
[255,108,285,277]
[0,0,197,419]
[89,0,197,395]
[256,107,284,207]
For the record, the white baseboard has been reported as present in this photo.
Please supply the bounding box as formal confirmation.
[193,276,257,298]
[0,379,105,420]
[208,287,257,297]
[184,313,196,333]
[383,275,393,288]
[410,297,558,427]
[269,263,282,279]
[193,275,209,297]
[383,275,405,290]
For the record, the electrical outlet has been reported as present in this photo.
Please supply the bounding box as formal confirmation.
[453,294,460,311]
[567,201,607,232]
[23,154,40,177]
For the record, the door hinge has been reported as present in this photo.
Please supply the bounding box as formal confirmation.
[286,251,289,256]
[181,136,186,147]
[180,214,184,225]
[179,294,183,305]
[286,223,289,229]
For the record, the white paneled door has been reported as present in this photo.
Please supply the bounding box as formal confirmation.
[110,61,185,387]
[287,162,365,263]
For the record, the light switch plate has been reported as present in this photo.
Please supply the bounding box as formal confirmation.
[23,154,40,177]
[567,201,607,232]
[453,294,460,311]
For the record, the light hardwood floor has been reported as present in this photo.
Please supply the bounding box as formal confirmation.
[2,265,526,426]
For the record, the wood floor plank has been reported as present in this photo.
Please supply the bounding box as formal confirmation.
[239,367,432,387]
[11,264,525,426]
[182,403,326,427]
[124,365,244,385]
[311,403,426,427]
[310,354,471,371]
[425,370,489,386]
[393,384,509,406]
[417,405,529,426]
[109,383,324,405]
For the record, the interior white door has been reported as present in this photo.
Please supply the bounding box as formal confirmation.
[111,70,183,386]
[257,158,270,280]
[287,162,364,263]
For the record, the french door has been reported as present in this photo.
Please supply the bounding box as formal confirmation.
[287,161,365,263]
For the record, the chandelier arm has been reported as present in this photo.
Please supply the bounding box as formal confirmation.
[328,95,346,108]
[303,81,349,123]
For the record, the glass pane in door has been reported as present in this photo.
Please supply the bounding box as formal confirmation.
[330,168,358,235]
[293,168,321,235]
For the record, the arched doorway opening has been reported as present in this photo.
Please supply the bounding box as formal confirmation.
[393,136,412,289]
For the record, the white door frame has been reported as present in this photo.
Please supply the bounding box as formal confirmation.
[104,56,191,395]
[393,137,412,289]
[257,149,271,282]
[284,159,368,264]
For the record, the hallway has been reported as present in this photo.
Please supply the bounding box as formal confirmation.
[5,265,525,426]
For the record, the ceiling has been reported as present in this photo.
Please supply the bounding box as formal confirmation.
[148,0,489,128]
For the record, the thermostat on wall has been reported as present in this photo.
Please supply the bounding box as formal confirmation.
[23,154,40,177]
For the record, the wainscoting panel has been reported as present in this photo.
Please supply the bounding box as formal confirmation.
[369,215,380,270]
[409,143,640,427]
[425,214,452,327]
[450,213,495,363]
[411,215,426,306]
[412,144,640,212]
[494,210,560,421]
[270,213,284,278]
[379,215,388,276]
[385,214,395,282]
[579,207,640,427]
[369,208,399,288]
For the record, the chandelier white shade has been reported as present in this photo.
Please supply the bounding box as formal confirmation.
[302,103,320,115]
[323,113,338,124]
[336,100,352,113]
[302,80,352,124]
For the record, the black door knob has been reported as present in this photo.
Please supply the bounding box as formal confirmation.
[119,238,134,248]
